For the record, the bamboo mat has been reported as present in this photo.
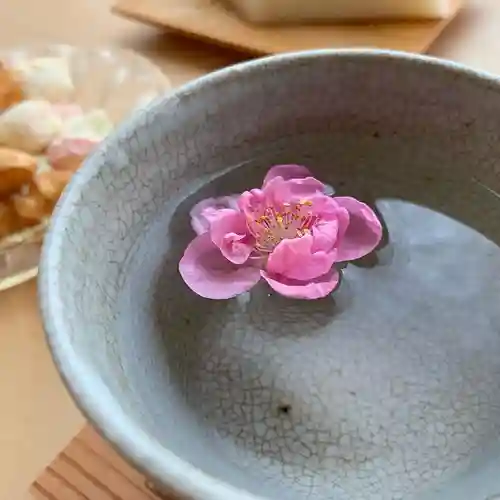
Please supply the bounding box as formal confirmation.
[30,426,178,500]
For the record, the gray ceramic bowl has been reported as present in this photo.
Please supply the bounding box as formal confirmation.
[40,49,500,500]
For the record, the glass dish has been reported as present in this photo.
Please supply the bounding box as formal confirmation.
[0,44,171,292]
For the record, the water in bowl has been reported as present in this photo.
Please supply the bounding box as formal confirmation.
[116,132,500,500]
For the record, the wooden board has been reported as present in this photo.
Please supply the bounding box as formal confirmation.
[30,426,179,500]
[112,0,462,56]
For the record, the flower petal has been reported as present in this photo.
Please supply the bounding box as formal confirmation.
[309,196,350,253]
[264,176,326,206]
[190,195,240,235]
[263,164,312,186]
[334,197,383,261]
[238,189,266,219]
[261,267,340,300]
[179,233,261,299]
[266,234,337,281]
[210,209,254,264]
[311,220,340,253]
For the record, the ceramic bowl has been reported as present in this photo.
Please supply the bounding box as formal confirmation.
[40,50,500,500]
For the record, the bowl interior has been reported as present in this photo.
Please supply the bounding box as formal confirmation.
[42,52,500,500]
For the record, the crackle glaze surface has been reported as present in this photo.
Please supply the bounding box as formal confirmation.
[41,51,500,500]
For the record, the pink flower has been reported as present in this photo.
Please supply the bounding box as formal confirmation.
[179,165,382,300]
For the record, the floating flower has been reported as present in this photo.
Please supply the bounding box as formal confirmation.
[179,165,382,300]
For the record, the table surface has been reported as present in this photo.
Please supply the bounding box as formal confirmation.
[1,0,499,498]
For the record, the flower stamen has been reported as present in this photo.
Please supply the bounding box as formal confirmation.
[249,200,318,253]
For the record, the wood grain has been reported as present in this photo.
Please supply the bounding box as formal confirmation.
[30,426,178,500]
[112,0,462,56]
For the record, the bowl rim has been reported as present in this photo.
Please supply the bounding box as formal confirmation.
[39,48,500,500]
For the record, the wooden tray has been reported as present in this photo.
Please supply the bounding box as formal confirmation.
[112,0,462,56]
[30,426,178,500]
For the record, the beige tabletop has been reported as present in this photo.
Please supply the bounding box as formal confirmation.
[0,0,500,499]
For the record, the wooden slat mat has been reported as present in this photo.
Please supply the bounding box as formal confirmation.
[30,426,178,500]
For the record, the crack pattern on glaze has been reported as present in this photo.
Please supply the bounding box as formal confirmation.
[42,52,500,500]
[116,191,500,500]
[172,211,500,500]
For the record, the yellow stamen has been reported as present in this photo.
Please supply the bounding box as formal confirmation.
[249,200,318,253]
